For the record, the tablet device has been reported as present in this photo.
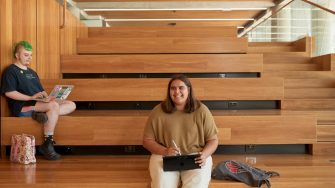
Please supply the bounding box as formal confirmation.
[163,154,200,171]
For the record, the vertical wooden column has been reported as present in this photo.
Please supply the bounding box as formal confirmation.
[0,0,13,159]
[36,0,60,79]
[12,0,37,69]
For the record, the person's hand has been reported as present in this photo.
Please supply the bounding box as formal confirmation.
[195,152,208,167]
[32,92,56,103]
[32,92,45,100]
[164,147,180,156]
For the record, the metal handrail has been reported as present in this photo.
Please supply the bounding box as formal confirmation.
[302,0,335,15]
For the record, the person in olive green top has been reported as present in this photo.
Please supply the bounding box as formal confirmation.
[143,74,218,188]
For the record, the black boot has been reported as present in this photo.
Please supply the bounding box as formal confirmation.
[39,136,61,160]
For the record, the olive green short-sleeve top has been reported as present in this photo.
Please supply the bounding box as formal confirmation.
[144,103,218,154]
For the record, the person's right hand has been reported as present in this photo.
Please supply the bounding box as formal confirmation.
[32,92,45,100]
[164,147,180,156]
[32,92,55,102]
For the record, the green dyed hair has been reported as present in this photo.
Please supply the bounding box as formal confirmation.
[13,41,33,58]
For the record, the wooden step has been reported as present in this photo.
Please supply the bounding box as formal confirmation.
[285,79,335,88]
[77,37,248,54]
[285,88,335,99]
[263,52,311,64]
[318,124,335,142]
[61,54,263,73]
[249,37,312,54]
[248,46,295,53]
[282,99,335,110]
[311,143,335,155]
[262,71,335,79]
[1,113,316,145]
[88,26,237,38]
[280,110,335,122]
[264,63,321,71]
[40,78,284,101]
[317,120,335,142]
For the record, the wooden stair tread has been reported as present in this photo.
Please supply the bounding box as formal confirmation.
[285,88,335,99]
[264,63,321,71]
[285,78,335,88]
[68,109,315,117]
[282,99,335,110]
[262,71,335,79]
[61,54,263,73]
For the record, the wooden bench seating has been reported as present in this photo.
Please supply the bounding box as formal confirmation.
[77,37,248,54]
[40,78,283,101]
[1,110,316,146]
[61,54,263,73]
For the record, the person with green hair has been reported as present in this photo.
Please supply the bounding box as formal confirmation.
[1,41,76,160]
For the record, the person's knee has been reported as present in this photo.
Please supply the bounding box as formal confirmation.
[47,100,60,112]
[69,101,76,111]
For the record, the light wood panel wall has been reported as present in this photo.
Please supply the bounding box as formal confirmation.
[40,78,284,101]
[61,54,263,73]
[60,8,88,55]
[88,26,237,38]
[0,0,13,117]
[12,0,37,69]
[0,0,14,158]
[77,21,88,38]
[36,0,60,79]
[77,37,248,54]
[1,114,316,145]
[61,8,78,55]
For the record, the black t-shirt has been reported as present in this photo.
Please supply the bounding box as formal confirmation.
[1,64,44,116]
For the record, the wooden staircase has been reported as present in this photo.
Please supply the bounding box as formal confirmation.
[251,41,335,155]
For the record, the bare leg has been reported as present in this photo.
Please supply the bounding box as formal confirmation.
[34,100,76,134]
[59,100,76,115]
[34,100,60,135]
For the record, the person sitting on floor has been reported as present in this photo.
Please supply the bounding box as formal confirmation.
[1,40,76,160]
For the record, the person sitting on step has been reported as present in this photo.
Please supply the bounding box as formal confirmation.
[1,40,76,160]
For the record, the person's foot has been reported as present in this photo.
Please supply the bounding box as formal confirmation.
[31,111,48,124]
[39,138,61,160]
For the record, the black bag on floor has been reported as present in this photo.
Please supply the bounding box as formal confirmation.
[212,160,280,188]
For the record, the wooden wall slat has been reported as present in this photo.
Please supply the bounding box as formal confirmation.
[60,9,78,55]
[12,0,37,69]
[61,54,263,73]
[77,37,248,54]
[0,0,13,117]
[40,78,284,101]
[36,0,60,79]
